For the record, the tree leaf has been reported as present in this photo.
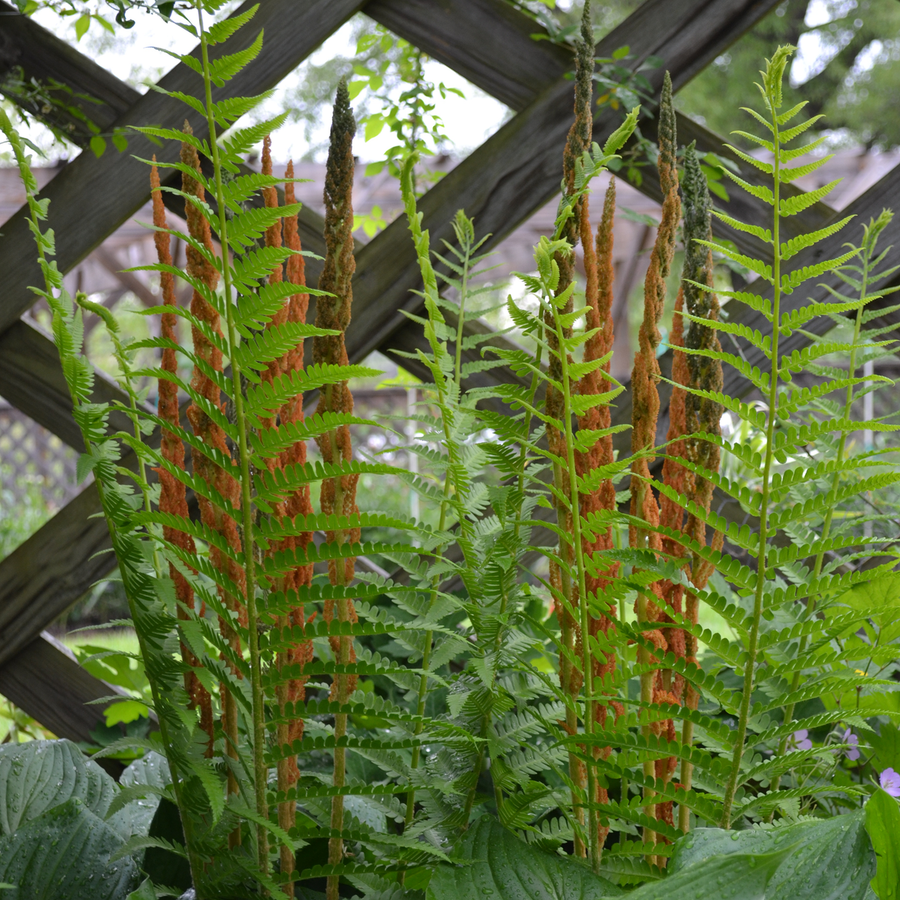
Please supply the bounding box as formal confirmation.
[426,817,624,900]
[0,798,138,900]
[866,789,900,900]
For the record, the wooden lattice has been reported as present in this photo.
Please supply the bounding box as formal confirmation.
[1,0,899,740]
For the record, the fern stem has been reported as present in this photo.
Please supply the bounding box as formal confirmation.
[196,2,269,876]
[768,224,874,808]
[550,300,602,873]
[326,445,352,900]
[404,228,473,830]
[1,109,210,889]
[719,92,784,831]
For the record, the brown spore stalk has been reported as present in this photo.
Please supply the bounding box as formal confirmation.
[673,144,723,833]
[314,80,359,900]
[628,72,681,847]
[151,158,213,754]
[575,177,623,852]
[181,125,246,819]
[265,153,317,897]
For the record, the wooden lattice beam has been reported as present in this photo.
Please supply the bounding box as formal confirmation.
[0,0,134,140]
[0,632,150,745]
[344,0,786,367]
[0,319,132,451]
[0,0,364,336]
[0,0,869,739]
[366,0,833,258]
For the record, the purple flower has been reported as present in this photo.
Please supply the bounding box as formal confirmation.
[880,768,900,797]
[788,729,812,752]
[840,727,860,761]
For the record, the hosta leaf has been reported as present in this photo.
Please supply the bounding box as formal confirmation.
[425,817,624,900]
[669,810,874,900]
[0,798,138,900]
[0,739,116,836]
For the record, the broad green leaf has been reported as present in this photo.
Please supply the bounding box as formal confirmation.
[669,810,875,900]
[866,790,900,900]
[107,752,171,841]
[837,573,900,613]
[426,817,624,900]
[0,798,138,900]
[104,700,149,727]
[868,724,900,774]
[623,847,788,899]
[0,739,116,836]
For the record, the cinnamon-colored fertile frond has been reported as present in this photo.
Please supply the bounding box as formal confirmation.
[316,78,356,363]
[273,159,315,899]
[576,177,619,605]
[631,73,680,547]
[260,135,287,432]
[629,76,680,837]
[181,125,245,800]
[151,158,213,752]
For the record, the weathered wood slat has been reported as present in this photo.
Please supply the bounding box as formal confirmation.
[345,0,784,366]
[0,633,142,745]
[365,0,827,261]
[0,319,132,450]
[0,484,119,668]
[0,0,365,336]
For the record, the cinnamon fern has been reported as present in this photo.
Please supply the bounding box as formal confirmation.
[6,2,900,897]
